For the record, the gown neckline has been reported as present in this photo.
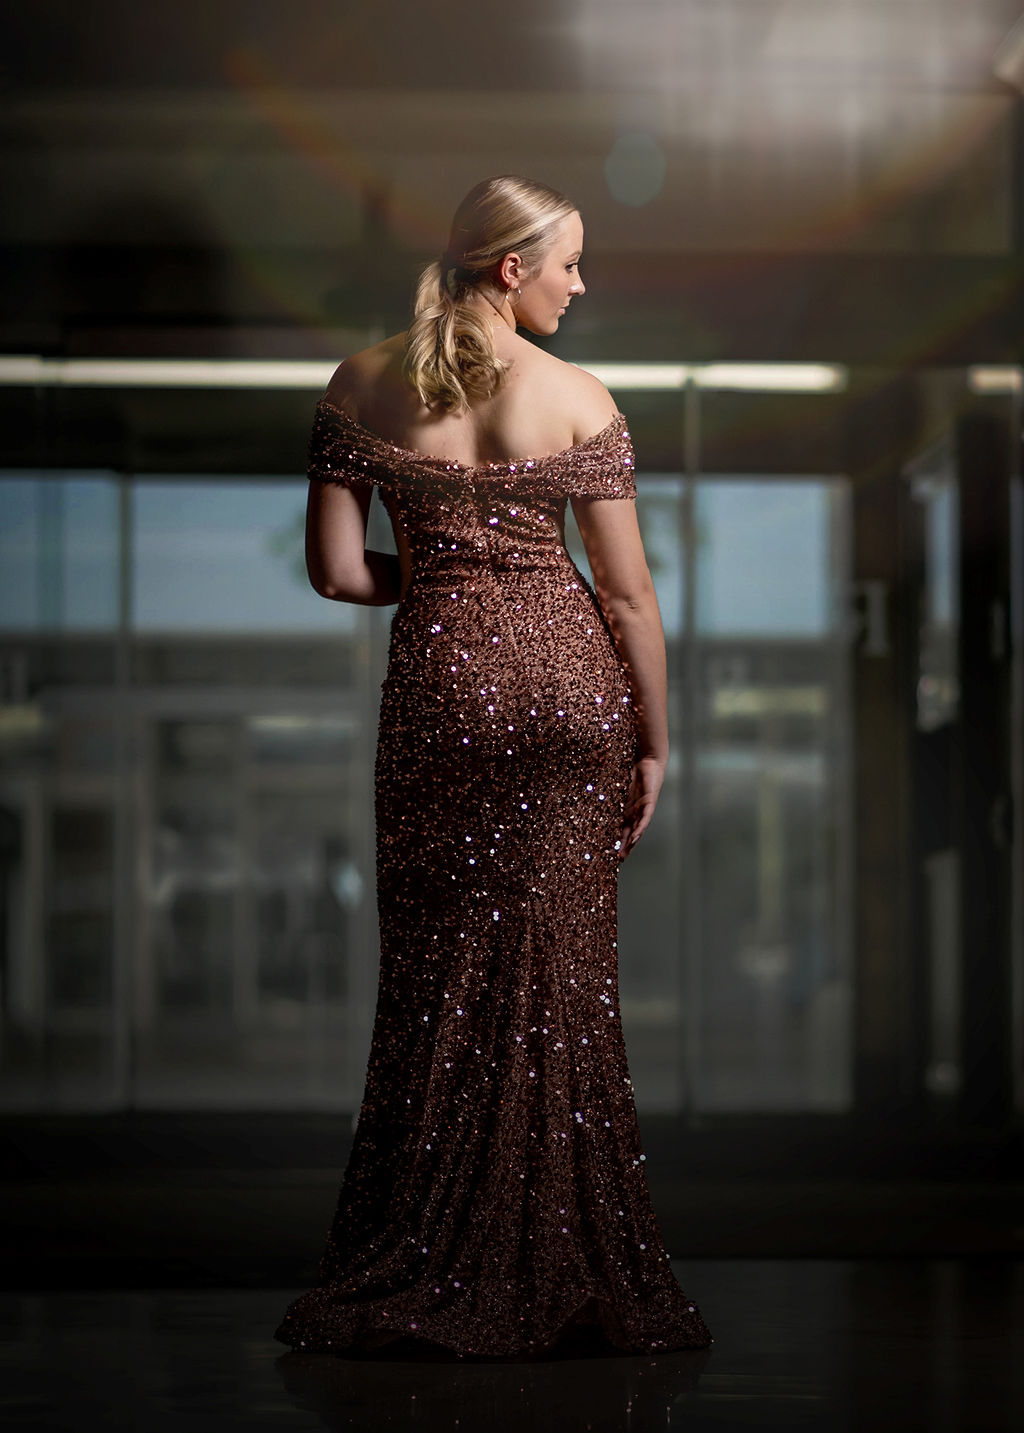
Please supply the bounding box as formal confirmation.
[315,394,627,476]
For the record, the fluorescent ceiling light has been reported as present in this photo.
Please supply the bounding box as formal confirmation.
[0,357,337,389]
[577,363,691,390]
[967,365,1022,394]
[0,355,847,394]
[692,363,845,392]
[581,362,846,392]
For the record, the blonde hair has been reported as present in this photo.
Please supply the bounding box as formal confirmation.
[404,175,578,414]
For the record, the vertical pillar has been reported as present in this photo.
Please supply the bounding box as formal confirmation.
[955,408,1014,1124]
[845,376,919,1111]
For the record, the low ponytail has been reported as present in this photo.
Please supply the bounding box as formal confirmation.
[403,259,509,414]
[402,175,577,416]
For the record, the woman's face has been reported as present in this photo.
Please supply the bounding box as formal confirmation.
[515,211,586,336]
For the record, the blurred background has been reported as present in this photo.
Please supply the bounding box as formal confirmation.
[1,0,1023,1279]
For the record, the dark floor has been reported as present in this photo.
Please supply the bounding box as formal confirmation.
[4,1261,1024,1431]
[3,1115,1024,1430]
[3,1111,1024,1285]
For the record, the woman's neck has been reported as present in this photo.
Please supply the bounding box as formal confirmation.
[468,287,515,333]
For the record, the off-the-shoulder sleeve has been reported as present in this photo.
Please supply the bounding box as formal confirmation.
[563,415,638,500]
[307,399,375,489]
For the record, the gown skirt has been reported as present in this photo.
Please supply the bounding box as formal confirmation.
[273,400,711,1358]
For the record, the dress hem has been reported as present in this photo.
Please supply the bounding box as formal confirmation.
[272,1289,712,1362]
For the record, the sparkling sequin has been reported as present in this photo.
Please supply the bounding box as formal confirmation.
[273,401,710,1359]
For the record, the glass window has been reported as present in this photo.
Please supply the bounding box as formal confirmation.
[0,460,854,1115]
[615,475,853,1113]
[696,480,832,636]
[0,473,119,631]
[131,479,359,633]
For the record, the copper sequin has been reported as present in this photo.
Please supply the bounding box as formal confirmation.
[273,399,711,1358]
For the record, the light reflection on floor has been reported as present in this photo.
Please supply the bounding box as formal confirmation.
[3,1261,1023,1431]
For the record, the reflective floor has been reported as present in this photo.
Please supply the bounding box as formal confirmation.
[4,1260,1024,1432]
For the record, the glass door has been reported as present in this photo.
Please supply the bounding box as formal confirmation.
[569,439,855,1113]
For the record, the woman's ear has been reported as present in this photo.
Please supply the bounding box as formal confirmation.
[498,251,523,289]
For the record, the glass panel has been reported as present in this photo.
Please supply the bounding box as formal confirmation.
[0,472,121,1109]
[909,441,960,732]
[249,777,370,1104]
[151,718,240,1015]
[696,482,832,636]
[0,479,36,629]
[128,476,379,1107]
[48,805,115,1008]
[0,474,119,631]
[908,439,963,1100]
[0,724,125,1109]
[131,479,359,633]
[43,803,118,1100]
[571,474,852,1112]
[1,461,852,1115]
[0,767,49,1108]
[692,477,852,1110]
[133,703,374,1108]
[623,480,688,1101]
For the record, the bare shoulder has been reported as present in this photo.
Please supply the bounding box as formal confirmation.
[562,361,620,442]
[506,338,618,443]
[323,334,407,418]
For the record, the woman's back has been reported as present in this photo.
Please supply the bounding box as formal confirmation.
[322,327,616,470]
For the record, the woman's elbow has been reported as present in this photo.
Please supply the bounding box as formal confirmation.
[599,574,658,616]
[305,533,354,598]
[310,575,340,601]
[306,557,346,601]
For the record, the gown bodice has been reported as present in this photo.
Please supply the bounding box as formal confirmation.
[307,399,637,581]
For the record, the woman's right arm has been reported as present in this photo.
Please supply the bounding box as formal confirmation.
[305,478,402,606]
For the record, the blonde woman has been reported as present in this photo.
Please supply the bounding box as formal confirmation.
[275,176,710,1358]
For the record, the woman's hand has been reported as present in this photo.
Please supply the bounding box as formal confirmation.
[619,753,666,860]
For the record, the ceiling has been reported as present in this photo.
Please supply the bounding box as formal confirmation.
[2,1,1024,358]
[2,1,1023,93]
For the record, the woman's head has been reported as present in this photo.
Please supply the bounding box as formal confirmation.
[404,175,584,413]
[443,176,582,327]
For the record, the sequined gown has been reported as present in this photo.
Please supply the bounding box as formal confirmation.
[274,398,710,1358]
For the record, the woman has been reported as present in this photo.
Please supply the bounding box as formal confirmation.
[274,176,710,1359]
